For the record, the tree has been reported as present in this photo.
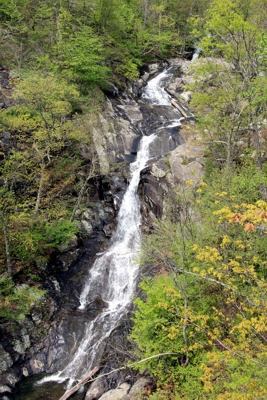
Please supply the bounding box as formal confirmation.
[11,75,80,212]
[131,167,267,397]
[54,16,111,88]
[190,0,267,169]
[0,75,87,273]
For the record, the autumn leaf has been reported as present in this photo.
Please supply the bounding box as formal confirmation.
[244,223,255,232]
[232,213,240,222]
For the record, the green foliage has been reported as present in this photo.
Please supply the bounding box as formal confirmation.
[45,219,77,248]
[55,24,111,87]
[132,163,267,397]
[0,277,45,321]
[0,70,98,275]
[115,59,141,80]
[13,75,80,125]
[130,275,206,397]
[0,0,206,78]
[189,0,267,169]
[202,162,267,204]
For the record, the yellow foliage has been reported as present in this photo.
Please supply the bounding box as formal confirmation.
[185,179,194,185]
[195,246,223,264]
[213,206,233,222]
[200,363,215,392]
[215,191,228,197]
[235,240,245,250]
[220,235,231,248]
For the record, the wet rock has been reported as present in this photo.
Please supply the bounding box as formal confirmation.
[85,297,109,313]
[139,171,164,218]
[112,193,124,210]
[103,83,119,97]
[31,310,43,325]
[0,345,13,374]
[103,222,116,237]
[0,385,12,394]
[116,104,143,124]
[98,382,130,400]
[81,205,111,231]
[104,206,115,215]
[57,249,80,271]
[22,367,29,377]
[91,116,117,175]
[147,63,163,77]
[85,376,108,400]
[46,277,61,295]
[110,176,126,192]
[98,205,110,221]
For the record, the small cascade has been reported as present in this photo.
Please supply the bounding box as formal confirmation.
[142,68,173,105]
[192,45,202,61]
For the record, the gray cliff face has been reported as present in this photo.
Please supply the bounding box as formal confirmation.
[0,58,204,398]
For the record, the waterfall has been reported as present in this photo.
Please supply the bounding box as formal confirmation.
[37,67,183,390]
[38,134,155,386]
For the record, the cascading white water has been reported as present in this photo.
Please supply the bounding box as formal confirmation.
[192,47,201,61]
[39,134,155,386]
[78,133,156,313]
[142,68,172,105]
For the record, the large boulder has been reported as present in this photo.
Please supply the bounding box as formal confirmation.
[121,377,154,399]
[84,376,108,400]
[98,383,131,400]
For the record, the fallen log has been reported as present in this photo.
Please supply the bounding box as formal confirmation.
[163,88,189,119]
[59,366,99,400]
[170,99,188,119]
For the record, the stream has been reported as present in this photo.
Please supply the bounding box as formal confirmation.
[15,66,184,399]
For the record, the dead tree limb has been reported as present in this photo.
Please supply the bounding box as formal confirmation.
[170,99,188,118]
[59,367,99,400]
[58,352,180,400]
[163,88,189,118]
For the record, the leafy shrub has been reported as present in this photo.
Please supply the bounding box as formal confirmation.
[0,277,45,321]
[45,219,78,247]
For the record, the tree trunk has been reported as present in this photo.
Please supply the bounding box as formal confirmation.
[70,154,98,222]
[170,99,188,118]
[59,367,99,400]
[143,0,149,29]
[252,124,262,170]
[1,213,12,276]
[35,162,45,214]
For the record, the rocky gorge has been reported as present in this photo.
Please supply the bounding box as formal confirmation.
[0,57,205,400]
